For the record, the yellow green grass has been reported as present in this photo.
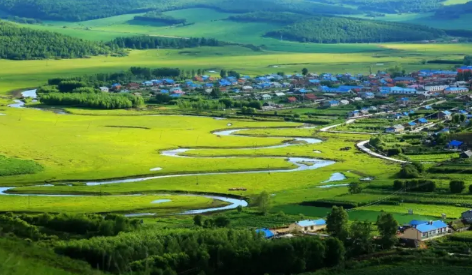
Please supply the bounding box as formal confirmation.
[0,109,302,184]
[359,203,469,219]
[6,125,398,209]
[0,194,221,213]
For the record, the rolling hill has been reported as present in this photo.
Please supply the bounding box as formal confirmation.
[0,20,116,59]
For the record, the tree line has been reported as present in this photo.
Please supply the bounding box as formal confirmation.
[0,0,360,22]
[0,20,117,60]
[0,21,226,60]
[52,205,399,275]
[0,213,140,240]
[266,16,446,43]
[55,227,345,275]
[40,92,144,109]
[317,0,443,14]
[109,36,222,50]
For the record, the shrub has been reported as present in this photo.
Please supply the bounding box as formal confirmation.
[450,180,466,194]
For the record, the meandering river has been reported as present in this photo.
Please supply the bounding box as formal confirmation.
[3,92,348,214]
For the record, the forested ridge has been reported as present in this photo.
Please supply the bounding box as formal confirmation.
[0,20,116,59]
[315,0,444,13]
[0,0,360,21]
[109,36,222,49]
[265,16,446,43]
[435,1,472,19]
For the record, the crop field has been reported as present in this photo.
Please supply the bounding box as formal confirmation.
[405,153,459,162]
[270,204,438,224]
[1,43,471,95]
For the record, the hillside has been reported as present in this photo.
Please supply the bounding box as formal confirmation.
[315,0,445,13]
[435,1,472,18]
[0,0,360,21]
[265,16,446,43]
[0,20,115,59]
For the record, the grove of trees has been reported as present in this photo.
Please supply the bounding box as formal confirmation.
[0,20,115,60]
[266,16,445,43]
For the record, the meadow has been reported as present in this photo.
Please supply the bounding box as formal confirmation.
[0,194,222,213]
[0,108,304,185]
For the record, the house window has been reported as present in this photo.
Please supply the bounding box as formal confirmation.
[304,227,308,231]
[311,226,314,230]
[422,232,427,237]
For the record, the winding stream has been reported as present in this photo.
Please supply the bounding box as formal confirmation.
[2,101,347,214]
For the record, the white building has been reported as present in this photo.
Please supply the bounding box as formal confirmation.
[289,219,326,233]
[99,87,109,93]
[425,85,448,92]
[402,220,448,241]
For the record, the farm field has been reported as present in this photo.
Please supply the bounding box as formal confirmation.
[1,43,472,95]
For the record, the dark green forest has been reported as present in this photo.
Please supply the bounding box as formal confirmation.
[109,36,222,49]
[316,0,444,13]
[435,1,472,19]
[265,16,446,43]
[134,10,186,25]
[0,20,115,59]
[0,0,360,21]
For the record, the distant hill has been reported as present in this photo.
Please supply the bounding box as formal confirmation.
[314,0,445,13]
[0,20,115,59]
[265,16,446,43]
[435,1,472,19]
[0,0,360,21]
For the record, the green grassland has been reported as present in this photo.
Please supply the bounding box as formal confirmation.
[0,194,222,213]
[0,109,302,184]
[1,43,471,95]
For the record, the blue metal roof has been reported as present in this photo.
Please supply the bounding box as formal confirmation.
[416,224,437,233]
[297,219,326,227]
[255,228,274,239]
[418,118,428,123]
[415,220,448,233]
[409,220,428,226]
[449,140,463,146]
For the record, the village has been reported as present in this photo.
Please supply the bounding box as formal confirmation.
[99,66,472,110]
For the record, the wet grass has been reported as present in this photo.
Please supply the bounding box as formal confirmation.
[0,110,300,185]
[0,194,220,213]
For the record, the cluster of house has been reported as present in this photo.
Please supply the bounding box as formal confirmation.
[97,69,471,107]
[384,106,472,134]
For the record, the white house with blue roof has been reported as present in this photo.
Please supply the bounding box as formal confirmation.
[289,219,326,233]
[403,220,448,241]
